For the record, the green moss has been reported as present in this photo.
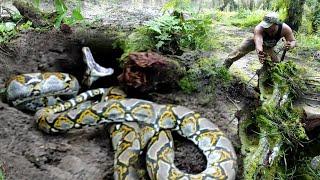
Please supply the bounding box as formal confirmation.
[178,57,232,94]
[178,76,198,94]
[240,61,311,179]
[117,29,154,63]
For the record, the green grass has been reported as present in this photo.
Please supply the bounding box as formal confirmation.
[296,33,320,50]
[214,9,266,28]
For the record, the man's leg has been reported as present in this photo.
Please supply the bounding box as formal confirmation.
[223,38,256,68]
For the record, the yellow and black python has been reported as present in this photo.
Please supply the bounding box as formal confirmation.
[4,48,237,180]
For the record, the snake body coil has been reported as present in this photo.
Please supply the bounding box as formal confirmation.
[5,72,79,111]
[35,87,237,180]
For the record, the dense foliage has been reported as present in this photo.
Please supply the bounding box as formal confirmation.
[120,12,214,59]
[0,13,32,44]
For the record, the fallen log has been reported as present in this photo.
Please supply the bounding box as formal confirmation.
[13,0,52,27]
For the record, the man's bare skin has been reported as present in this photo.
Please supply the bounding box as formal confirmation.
[254,23,296,63]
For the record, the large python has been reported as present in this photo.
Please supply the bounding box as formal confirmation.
[3,47,237,180]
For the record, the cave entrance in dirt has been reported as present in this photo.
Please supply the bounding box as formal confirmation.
[79,40,124,90]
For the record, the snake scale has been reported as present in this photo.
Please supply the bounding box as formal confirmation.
[3,47,237,180]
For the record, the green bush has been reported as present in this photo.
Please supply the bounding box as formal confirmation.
[119,11,216,62]
[0,21,33,44]
[53,0,84,28]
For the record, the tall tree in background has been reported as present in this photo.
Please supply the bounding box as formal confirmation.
[285,0,306,31]
[312,0,320,32]
[219,0,237,11]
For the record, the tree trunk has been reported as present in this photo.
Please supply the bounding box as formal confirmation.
[262,0,270,9]
[312,1,320,32]
[285,0,306,31]
[230,0,238,10]
[219,0,231,11]
[249,0,254,10]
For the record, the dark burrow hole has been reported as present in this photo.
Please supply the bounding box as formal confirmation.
[245,123,260,136]
[172,131,207,174]
[75,43,124,91]
[138,131,207,176]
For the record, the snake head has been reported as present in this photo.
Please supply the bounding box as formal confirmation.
[81,47,114,87]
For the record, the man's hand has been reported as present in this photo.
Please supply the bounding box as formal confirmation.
[284,41,295,51]
[257,50,266,64]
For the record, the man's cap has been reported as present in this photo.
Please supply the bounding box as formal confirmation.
[259,12,280,28]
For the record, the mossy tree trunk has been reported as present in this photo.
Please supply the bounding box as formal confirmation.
[285,0,306,31]
[249,0,254,10]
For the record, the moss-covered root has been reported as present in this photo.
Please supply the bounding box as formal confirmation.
[240,118,284,179]
[240,61,310,179]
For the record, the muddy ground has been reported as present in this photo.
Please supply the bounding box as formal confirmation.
[3,0,317,180]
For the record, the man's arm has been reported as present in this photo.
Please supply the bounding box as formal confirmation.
[254,26,264,52]
[254,26,266,63]
[282,23,296,49]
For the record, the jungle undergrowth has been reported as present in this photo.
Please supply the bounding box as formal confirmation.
[0,13,32,44]
[118,0,219,63]
[240,61,317,179]
[32,0,84,28]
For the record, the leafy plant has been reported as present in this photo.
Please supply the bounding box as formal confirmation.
[120,11,214,59]
[118,0,216,60]
[296,33,320,50]
[144,14,181,51]
[161,0,192,14]
[53,0,84,28]
[0,22,16,44]
[0,20,33,44]
[118,29,154,64]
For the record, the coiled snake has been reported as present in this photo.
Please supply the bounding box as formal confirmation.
[3,47,237,180]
